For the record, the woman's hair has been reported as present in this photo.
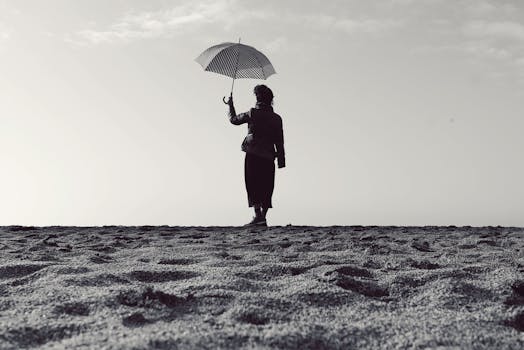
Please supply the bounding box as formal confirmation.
[254,85,274,105]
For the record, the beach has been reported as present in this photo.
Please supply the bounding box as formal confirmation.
[0,225,523,349]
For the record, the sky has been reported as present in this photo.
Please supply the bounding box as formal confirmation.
[1,0,523,227]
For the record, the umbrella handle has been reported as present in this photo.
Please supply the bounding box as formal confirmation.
[223,93,233,105]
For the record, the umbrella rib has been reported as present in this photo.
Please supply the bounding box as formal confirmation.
[230,44,242,93]
[252,53,266,80]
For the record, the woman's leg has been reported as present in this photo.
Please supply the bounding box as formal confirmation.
[254,206,262,218]
[261,207,269,219]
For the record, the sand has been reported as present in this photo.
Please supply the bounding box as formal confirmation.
[0,225,523,349]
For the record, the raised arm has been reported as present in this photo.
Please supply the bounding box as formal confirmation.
[226,95,250,125]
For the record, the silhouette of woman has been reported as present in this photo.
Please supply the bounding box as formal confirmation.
[226,85,285,226]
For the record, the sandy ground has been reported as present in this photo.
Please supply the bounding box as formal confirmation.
[0,225,523,350]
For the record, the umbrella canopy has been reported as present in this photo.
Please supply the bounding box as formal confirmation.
[195,42,276,82]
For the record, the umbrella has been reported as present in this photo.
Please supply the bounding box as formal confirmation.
[195,40,276,104]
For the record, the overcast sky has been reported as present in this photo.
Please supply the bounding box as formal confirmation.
[1,0,523,226]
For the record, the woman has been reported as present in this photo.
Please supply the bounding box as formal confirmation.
[226,85,285,227]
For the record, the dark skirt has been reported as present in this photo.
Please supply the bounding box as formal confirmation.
[244,152,275,208]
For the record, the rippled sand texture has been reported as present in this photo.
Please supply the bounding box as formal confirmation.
[0,226,523,349]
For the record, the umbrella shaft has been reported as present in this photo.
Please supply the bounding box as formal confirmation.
[230,77,236,95]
